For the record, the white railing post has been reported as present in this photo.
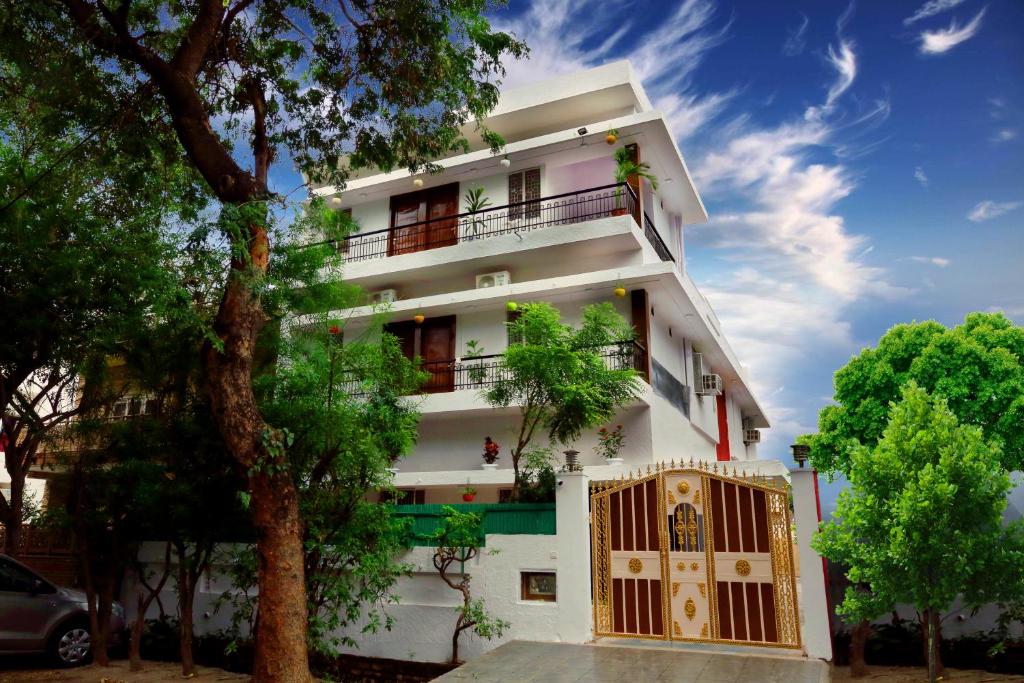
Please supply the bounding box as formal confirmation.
[555,470,592,643]
[791,468,834,661]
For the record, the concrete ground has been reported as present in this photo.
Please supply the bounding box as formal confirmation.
[432,640,829,683]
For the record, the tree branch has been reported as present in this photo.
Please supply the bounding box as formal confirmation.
[170,0,224,78]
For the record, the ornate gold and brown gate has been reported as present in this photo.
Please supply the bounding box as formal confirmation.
[590,462,800,649]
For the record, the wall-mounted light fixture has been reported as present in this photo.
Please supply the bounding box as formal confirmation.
[500,156,511,168]
[790,443,811,468]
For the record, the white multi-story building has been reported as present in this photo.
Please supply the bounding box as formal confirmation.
[313,61,775,503]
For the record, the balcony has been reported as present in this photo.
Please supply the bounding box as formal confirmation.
[332,183,674,265]
[31,414,152,471]
[344,340,647,397]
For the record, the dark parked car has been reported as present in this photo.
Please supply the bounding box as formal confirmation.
[0,553,125,666]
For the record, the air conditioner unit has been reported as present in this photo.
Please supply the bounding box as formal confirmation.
[475,271,511,289]
[368,289,397,305]
[743,429,761,445]
[692,351,723,396]
[700,373,724,396]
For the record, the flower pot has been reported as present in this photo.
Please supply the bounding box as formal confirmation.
[606,134,617,145]
[610,207,628,217]
[462,493,476,502]
[605,458,624,466]
[413,314,425,324]
[481,463,498,471]
[613,286,627,298]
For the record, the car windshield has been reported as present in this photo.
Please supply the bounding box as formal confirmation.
[0,557,43,592]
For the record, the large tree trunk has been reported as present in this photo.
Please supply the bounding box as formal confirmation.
[922,609,943,679]
[203,240,311,682]
[249,470,310,681]
[849,620,870,677]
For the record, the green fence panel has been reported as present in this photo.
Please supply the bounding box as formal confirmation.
[393,503,556,547]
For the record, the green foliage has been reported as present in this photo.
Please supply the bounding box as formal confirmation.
[516,447,556,503]
[255,306,425,654]
[430,506,508,663]
[485,302,642,485]
[804,313,1024,476]
[612,145,658,207]
[813,383,1024,627]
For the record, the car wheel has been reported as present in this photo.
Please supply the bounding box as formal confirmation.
[49,623,92,667]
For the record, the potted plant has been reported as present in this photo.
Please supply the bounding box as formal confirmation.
[481,436,500,470]
[463,340,487,385]
[595,424,626,465]
[463,187,492,240]
[462,486,477,502]
[612,146,658,216]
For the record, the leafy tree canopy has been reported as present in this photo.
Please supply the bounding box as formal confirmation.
[485,302,642,485]
[814,383,1024,626]
[804,312,1024,476]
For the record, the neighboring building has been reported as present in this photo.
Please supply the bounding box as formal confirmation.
[308,60,782,504]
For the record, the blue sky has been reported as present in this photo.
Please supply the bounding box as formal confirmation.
[486,0,1023,511]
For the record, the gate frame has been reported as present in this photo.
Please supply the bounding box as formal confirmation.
[590,460,802,650]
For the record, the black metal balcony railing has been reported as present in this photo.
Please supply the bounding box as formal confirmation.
[332,183,674,263]
[643,214,675,263]
[344,341,646,397]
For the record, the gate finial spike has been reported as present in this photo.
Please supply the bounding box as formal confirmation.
[647,464,652,474]
[689,457,695,467]
[742,468,747,478]
[670,458,676,468]
[712,463,718,473]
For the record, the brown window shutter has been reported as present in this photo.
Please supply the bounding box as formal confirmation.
[509,172,523,220]
[630,288,651,382]
[524,168,541,219]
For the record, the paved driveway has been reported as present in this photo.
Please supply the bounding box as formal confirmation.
[433,640,829,683]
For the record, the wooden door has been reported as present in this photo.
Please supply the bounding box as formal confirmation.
[388,184,458,256]
[383,316,455,393]
[424,185,458,249]
[388,192,425,256]
[420,316,455,392]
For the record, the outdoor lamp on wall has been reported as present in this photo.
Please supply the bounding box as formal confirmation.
[412,177,424,188]
[500,156,511,168]
[790,443,811,468]
[563,449,582,472]
[330,196,342,207]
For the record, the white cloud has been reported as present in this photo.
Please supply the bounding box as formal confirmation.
[918,9,986,55]
[992,128,1018,143]
[782,14,809,57]
[914,165,929,187]
[909,255,951,267]
[825,41,857,108]
[494,0,730,141]
[968,199,1023,222]
[904,0,969,25]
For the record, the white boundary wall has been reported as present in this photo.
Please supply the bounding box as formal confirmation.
[124,468,834,663]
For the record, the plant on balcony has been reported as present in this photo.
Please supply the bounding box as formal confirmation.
[463,187,492,240]
[461,486,477,502]
[612,146,659,214]
[431,506,509,663]
[595,424,626,461]
[482,436,500,464]
[463,339,487,385]
[483,302,643,497]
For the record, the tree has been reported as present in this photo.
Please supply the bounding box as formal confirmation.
[485,302,642,491]
[430,506,508,664]
[813,383,1024,682]
[804,313,1024,476]
[0,116,201,556]
[255,310,425,655]
[4,5,526,678]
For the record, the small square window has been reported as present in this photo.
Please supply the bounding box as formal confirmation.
[521,571,556,602]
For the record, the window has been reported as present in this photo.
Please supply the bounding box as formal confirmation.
[110,395,157,420]
[498,489,514,504]
[379,488,426,505]
[508,168,541,220]
[0,558,43,593]
[505,307,523,347]
[520,571,556,602]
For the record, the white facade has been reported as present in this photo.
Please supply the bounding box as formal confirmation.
[310,60,771,496]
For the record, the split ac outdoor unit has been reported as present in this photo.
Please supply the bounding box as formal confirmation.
[692,352,723,396]
[475,271,511,289]
[743,429,761,445]
[368,289,397,305]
